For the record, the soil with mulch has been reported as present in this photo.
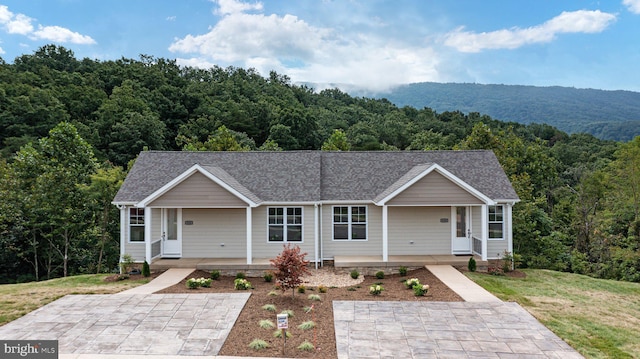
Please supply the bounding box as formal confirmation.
[157,268,462,358]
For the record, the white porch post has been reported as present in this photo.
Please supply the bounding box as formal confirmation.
[246,207,252,265]
[144,207,152,264]
[382,205,388,262]
[507,203,513,254]
[119,206,126,272]
[481,204,488,261]
[314,204,319,269]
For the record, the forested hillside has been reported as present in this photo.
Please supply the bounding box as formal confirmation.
[0,45,639,285]
[373,82,640,141]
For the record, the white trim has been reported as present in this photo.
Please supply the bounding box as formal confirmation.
[321,200,372,205]
[451,206,472,254]
[136,164,258,208]
[382,205,388,262]
[481,204,488,261]
[119,206,126,271]
[128,207,146,244]
[266,206,304,243]
[144,207,152,263]
[376,163,495,206]
[507,203,513,255]
[487,204,505,241]
[161,208,182,258]
[246,207,252,265]
[331,205,368,241]
[314,203,319,269]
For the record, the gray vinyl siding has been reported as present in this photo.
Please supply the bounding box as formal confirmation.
[388,207,451,255]
[148,172,247,207]
[321,205,382,258]
[251,206,317,260]
[388,171,484,205]
[181,208,246,258]
[123,208,161,262]
[471,206,481,238]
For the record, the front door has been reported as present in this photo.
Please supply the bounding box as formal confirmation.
[162,208,182,258]
[452,206,471,254]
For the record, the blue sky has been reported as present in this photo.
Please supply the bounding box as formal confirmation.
[1,0,639,92]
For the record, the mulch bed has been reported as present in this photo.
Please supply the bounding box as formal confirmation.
[157,267,462,358]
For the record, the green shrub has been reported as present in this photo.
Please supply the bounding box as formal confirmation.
[298,321,316,330]
[120,254,135,274]
[234,278,252,290]
[413,284,429,296]
[350,270,359,279]
[249,339,269,350]
[318,285,327,293]
[297,285,306,294]
[468,257,477,272]
[375,271,385,279]
[273,329,292,338]
[263,271,273,282]
[262,304,276,312]
[404,278,420,289]
[280,309,294,318]
[142,261,150,277]
[297,340,315,352]
[399,266,408,276]
[259,319,275,329]
[369,284,383,295]
[210,270,221,280]
[235,272,246,279]
[308,294,321,301]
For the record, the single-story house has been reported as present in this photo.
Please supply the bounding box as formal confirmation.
[112,151,519,270]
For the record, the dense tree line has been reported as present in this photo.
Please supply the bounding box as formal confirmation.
[378,82,640,141]
[0,45,638,283]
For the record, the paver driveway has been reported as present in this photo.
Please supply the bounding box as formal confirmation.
[0,293,249,356]
[334,301,584,359]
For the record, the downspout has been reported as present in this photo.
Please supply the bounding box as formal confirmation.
[246,206,252,265]
[145,207,152,264]
[382,205,388,262]
[319,203,323,267]
[481,204,488,261]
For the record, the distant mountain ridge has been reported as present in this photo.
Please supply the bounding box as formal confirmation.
[366,83,640,141]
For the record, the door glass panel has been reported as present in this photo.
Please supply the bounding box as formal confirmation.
[456,207,466,237]
[167,208,178,241]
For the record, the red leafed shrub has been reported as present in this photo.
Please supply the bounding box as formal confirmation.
[269,244,311,297]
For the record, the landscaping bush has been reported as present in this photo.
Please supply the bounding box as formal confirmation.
[399,266,408,276]
[234,278,252,290]
[269,244,310,297]
[375,271,385,279]
[235,272,246,279]
[210,270,221,280]
[263,271,273,282]
[468,257,477,272]
[142,261,150,277]
[318,285,328,293]
[350,270,359,279]
[413,284,429,296]
[297,285,306,294]
[369,284,383,295]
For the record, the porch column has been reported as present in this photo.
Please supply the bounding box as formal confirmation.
[481,204,488,261]
[144,207,152,264]
[382,205,388,262]
[246,207,252,265]
[314,203,319,269]
[119,206,126,271]
[507,203,513,254]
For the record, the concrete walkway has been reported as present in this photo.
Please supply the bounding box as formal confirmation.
[426,264,502,302]
[117,268,196,295]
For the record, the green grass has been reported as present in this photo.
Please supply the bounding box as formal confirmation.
[467,269,640,359]
[0,274,151,326]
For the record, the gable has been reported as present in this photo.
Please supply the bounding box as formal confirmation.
[386,170,485,206]
[147,172,248,208]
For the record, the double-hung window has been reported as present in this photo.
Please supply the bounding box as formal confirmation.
[488,205,504,239]
[268,207,302,242]
[333,206,367,240]
[129,208,145,242]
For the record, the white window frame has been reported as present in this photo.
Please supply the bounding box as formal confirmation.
[488,205,504,240]
[267,207,304,243]
[129,208,145,243]
[332,205,368,241]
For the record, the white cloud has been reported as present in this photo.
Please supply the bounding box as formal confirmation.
[6,14,34,35]
[0,5,95,45]
[31,25,96,44]
[166,16,177,21]
[214,0,263,16]
[444,10,616,53]
[623,0,640,14]
[170,0,443,92]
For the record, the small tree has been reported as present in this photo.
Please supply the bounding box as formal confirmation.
[270,244,310,297]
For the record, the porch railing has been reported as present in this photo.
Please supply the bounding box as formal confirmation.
[472,236,482,256]
[151,239,162,259]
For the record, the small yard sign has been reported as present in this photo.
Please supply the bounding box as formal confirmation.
[277,313,288,329]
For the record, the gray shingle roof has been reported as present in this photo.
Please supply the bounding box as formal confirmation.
[113,150,519,205]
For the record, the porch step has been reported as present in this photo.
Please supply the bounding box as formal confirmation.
[333,255,487,269]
